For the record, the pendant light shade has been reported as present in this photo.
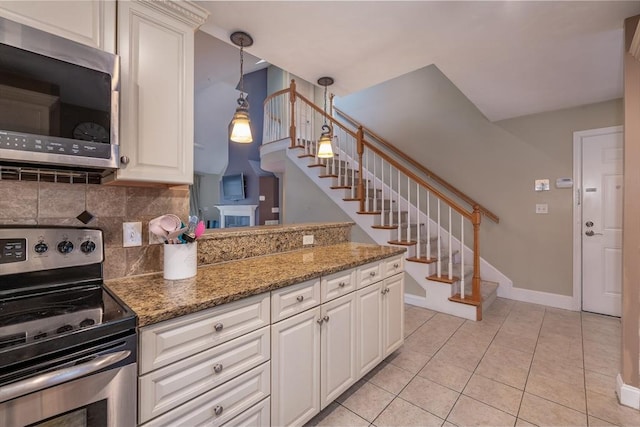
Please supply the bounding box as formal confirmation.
[230,31,254,143]
[317,125,333,158]
[230,98,252,143]
[317,77,334,158]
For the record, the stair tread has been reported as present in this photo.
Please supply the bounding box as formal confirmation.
[388,240,417,246]
[449,293,482,306]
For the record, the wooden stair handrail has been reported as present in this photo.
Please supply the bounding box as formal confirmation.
[334,107,499,224]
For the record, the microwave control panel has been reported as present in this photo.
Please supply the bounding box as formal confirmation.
[0,131,111,159]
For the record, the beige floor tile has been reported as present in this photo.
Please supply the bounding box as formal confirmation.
[586,370,617,398]
[442,422,458,427]
[430,341,484,373]
[588,415,622,426]
[385,346,431,374]
[403,329,450,356]
[463,374,523,416]
[447,395,516,427]
[493,329,538,354]
[399,375,460,419]
[529,356,585,388]
[475,345,532,390]
[373,397,444,427]
[584,352,620,378]
[337,380,395,423]
[366,361,415,395]
[404,306,437,337]
[586,390,640,427]
[519,393,587,426]
[525,370,586,413]
[418,357,473,392]
[533,341,584,369]
[305,402,369,427]
[515,418,536,427]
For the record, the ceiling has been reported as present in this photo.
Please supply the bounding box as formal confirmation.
[195,1,640,122]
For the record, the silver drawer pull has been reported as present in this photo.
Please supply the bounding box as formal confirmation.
[338,282,346,287]
[214,323,224,332]
[393,263,399,268]
[370,271,376,277]
[214,405,223,416]
[317,318,324,324]
[323,315,330,322]
[297,295,304,302]
[213,363,223,373]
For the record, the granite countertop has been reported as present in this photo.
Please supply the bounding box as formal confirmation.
[106,242,405,328]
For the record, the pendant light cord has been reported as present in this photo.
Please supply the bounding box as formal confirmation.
[239,41,246,106]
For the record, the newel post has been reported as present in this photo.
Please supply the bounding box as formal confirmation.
[289,79,296,148]
[357,126,365,212]
[472,205,482,319]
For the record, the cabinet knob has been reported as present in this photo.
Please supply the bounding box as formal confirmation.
[213,363,223,373]
[370,271,376,277]
[393,263,399,268]
[317,318,324,324]
[120,155,130,165]
[296,295,304,302]
[214,323,224,332]
[323,315,330,322]
[338,282,346,287]
[214,405,224,416]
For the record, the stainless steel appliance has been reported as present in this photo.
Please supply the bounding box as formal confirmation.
[0,17,119,173]
[0,226,136,427]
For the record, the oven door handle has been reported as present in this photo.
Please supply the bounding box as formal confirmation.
[0,350,131,403]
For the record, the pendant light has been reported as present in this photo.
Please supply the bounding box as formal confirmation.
[317,77,334,158]
[230,31,253,143]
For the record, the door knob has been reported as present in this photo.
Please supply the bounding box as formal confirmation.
[585,230,603,236]
[585,221,594,227]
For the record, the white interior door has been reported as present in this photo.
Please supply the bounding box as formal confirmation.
[580,127,623,317]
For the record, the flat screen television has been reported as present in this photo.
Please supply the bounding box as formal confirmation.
[222,173,246,201]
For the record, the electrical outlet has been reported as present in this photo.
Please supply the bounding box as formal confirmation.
[303,235,314,245]
[535,204,549,214]
[123,222,142,247]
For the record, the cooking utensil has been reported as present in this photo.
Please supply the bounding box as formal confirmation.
[149,217,169,243]
[182,216,198,243]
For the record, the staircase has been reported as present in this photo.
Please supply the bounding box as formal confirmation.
[261,80,504,321]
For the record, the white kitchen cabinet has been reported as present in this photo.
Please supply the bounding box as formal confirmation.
[222,397,270,427]
[382,273,405,357]
[320,292,357,409]
[356,281,383,377]
[0,0,115,52]
[271,307,321,427]
[113,0,207,184]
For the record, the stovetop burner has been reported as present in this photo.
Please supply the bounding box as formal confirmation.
[0,226,136,375]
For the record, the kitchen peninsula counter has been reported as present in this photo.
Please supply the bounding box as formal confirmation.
[106,242,405,327]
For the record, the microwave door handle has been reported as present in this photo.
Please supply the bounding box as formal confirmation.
[0,350,130,403]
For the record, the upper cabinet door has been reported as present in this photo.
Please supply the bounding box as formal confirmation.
[114,0,207,185]
[0,0,116,52]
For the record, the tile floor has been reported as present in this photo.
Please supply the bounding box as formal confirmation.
[306,298,640,427]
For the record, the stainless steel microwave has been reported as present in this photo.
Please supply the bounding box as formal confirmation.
[0,17,119,173]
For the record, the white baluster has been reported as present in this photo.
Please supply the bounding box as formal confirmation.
[437,199,441,278]
[416,183,421,259]
[397,168,401,237]
[460,215,465,299]
[448,207,453,280]
[379,156,384,221]
[426,191,431,261]
[406,176,410,243]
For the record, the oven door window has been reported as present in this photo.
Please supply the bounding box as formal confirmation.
[28,400,107,427]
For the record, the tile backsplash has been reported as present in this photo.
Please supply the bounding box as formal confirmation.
[0,180,189,279]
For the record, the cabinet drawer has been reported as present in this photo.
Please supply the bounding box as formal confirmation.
[221,397,270,427]
[358,262,382,288]
[139,326,270,423]
[140,293,270,374]
[271,279,321,322]
[321,269,356,302]
[383,256,404,278]
[143,362,270,427]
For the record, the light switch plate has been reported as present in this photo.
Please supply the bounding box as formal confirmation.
[303,235,314,245]
[535,204,549,214]
[535,179,550,191]
[123,222,142,247]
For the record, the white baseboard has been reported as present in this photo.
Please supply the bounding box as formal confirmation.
[404,293,428,308]
[498,282,575,311]
[617,374,640,409]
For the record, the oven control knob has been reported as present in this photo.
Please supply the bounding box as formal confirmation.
[80,240,96,254]
[57,240,74,254]
[80,318,95,328]
[56,325,73,334]
[34,242,48,254]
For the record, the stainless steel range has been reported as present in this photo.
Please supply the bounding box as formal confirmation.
[0,226,137,427]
